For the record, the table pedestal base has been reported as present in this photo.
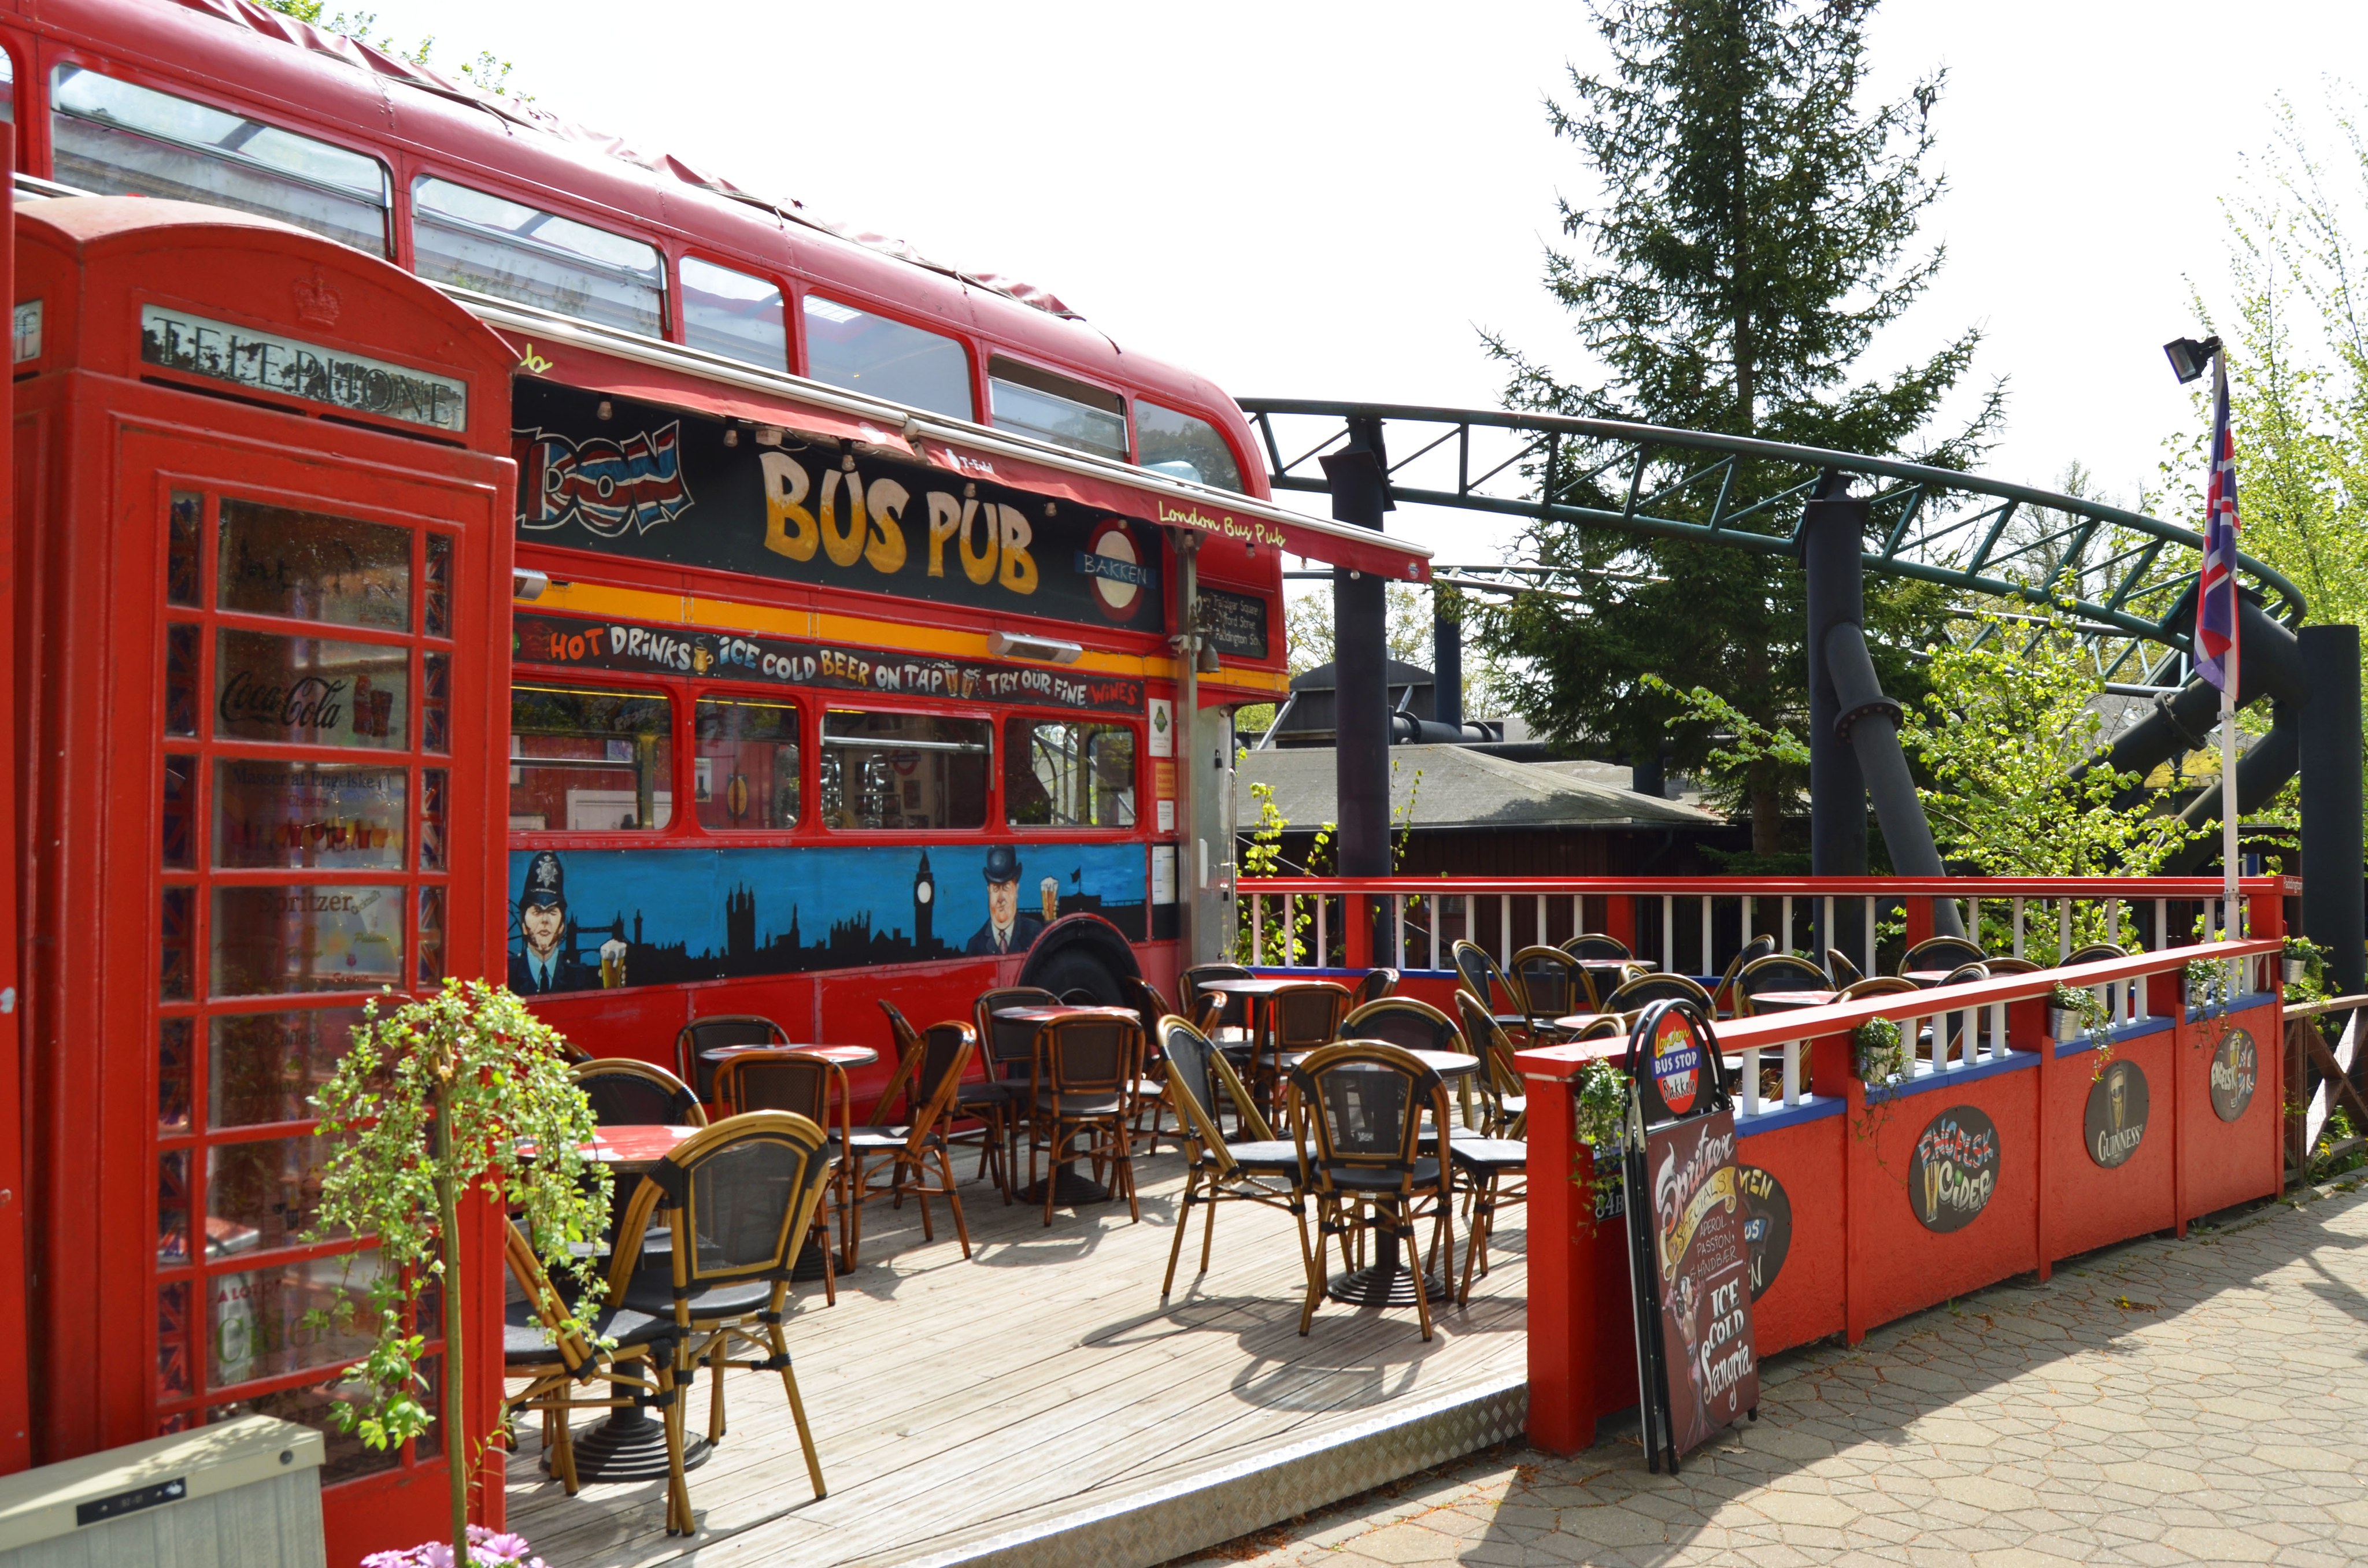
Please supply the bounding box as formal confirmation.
[545,1408,712,1484]
[791,1237,831,1282]
[1018,1165,1113,1206]
[1326,1262,1452,1306]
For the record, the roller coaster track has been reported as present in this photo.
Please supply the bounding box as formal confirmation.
[1238,399,2306,683]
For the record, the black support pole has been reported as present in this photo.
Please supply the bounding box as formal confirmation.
[2298,624,2365,1006]
[1320,418,1393,897]
[1804,482,1869,880]
[1432,601,1463,731]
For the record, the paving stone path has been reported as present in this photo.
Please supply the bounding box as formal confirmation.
[1181,1184,2368,1567]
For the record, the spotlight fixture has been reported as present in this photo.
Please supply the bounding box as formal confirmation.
[987,630,1083,665]
[2163,334,2223,385]
[512,568,551,602]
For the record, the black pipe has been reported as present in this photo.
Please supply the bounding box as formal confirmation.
[1826,621,1966,938]
[2158,703,2300,876]
[1804,481,1870,878]
[2097,598,2308,810]
[1433,605,1463,730]
[1319,418,1393,883]
[2299,624,2365,1003]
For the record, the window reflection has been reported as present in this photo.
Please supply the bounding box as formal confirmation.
[1003,718,1135,828]
[509,684,674,831]
[819,710,987,830]
[694,698,800,830]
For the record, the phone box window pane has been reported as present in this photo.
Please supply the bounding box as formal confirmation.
[161,887,194,1002]
[423,533,453,639]
[158,1282,193,1400]
[206,1136,344,1258]
[165,624,201,737]
[208,1379,399,1484]
[213,761,406,870]
[210,1007,369,1128]
[682,256,788,371]
[210,885,404,996]
[510,685,674,831]
[214,631,407,750]
[217,500,409,631]
[160,1017,193,1133]
[1004,718,1135,828]
[1136,400,1246,492]
[819,710,987,830]
[695,698,800,829]
[168,491,202,606]
[158,1150,190,1265]
[802,295,973,420]
[205,1252,382,1392]
[162,753,197,868]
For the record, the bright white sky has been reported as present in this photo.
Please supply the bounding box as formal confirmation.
[360,0,2368,569]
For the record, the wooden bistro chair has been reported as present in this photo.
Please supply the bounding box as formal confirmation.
[1122,976,1178,1155]
[1605,971,1715,1013]
[1897,935,1986,978]
[974,985,1059,1201]
[1157,1016,1309,1301]
[500,1217,683,1503]
[1982,955,2043,976]
[1509,946,1593,1036]
[1027,1011,1147,1226]
[1452,989,1530,1138]
[1825,946,1864,986]
[1259,981,1353,1115]
[674,1014,789,1107]
[573,1059,708,1129]
[843,1021,977,1267]
[1451,940,1525,1039]
[1352,967,1401,1007]
[1733,952,1835,1016]
[1286,1041,1457,1343]
[1839,974,1919,1002]
[1709,935,1778,1017]
[604,1113,836,1530]
[1559,932,1633,962]
[711,1050,850,1301]
[1180,962,1255,1049]
[1340,995,1478,1130]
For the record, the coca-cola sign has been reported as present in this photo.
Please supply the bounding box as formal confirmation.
[214,632,406,751]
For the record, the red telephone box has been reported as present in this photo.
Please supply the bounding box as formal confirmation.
[9,197,515,1562]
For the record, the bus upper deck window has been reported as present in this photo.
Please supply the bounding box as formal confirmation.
[0,47,15,123]
[49,65,390,255]
[694,698,800,831]
[510,685,674,832]
[411,175,663,338]
[819,710,988,831]
[801,296,974,420]
[1004,718,1135,830]
[1137,400,1246,492]
[987,357,1128,463]
[680,256,788,372]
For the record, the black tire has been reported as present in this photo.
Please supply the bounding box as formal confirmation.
[1023,945,1126,1007]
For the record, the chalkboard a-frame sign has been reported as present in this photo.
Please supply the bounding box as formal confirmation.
[1620,999,1761,1475]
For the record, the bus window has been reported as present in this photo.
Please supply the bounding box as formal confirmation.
[1136,399,1246,492]
[49,65,390,255]
[510,685,674,831]
[987,356,1128,462]
[694,697,800,830]
[680,255,789,372]
[801,295,974,420]
[819,710,987,831]
[411,175,663,337]
[0,47,15,122]
[1003,718,1135,829]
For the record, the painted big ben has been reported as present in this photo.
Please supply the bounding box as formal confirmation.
[914,849,935,954]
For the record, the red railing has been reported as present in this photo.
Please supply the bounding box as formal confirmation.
[1237,874,2291,977]
[1511,936,2286,1454]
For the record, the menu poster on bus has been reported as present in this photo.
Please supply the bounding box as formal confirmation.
[504,841,1147,994]
[513,381,1165,632]
[514,610,1145,716]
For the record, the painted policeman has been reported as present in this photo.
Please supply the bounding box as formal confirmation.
[509,850,600,994]
[965,843,1047,956]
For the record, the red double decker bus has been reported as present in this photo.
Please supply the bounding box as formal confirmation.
[1,0,1431,1536]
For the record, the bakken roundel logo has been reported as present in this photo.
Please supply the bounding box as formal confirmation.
[1076,520,1157,624]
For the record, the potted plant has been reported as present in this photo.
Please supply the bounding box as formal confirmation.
[1852,1015,1907,1088]
[2184,955,2233,1015]
[2283,935,2329,999]
[1570,1057,1630,1219]
[308,980,612,1568]
[2048,981,2117,1075]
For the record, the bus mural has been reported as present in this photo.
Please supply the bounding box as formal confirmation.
[505,840,1148,994]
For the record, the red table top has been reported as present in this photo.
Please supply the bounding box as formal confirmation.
[698,1043,879,1066]
[580,1124,700,1167]
[1283,1046,1480,1078]
[1748,989,1838,1010]
[1196,977,1317,997]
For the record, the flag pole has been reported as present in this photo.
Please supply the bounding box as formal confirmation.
[2212,349,2241,947]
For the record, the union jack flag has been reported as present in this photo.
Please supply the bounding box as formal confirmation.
[2196,355,2240,692]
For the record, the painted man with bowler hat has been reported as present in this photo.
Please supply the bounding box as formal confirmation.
[510,850,597,994]
[967,843,1046,956]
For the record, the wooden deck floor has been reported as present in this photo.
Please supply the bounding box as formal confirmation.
[503,1143,1528,1568]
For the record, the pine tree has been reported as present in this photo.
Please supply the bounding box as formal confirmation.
[1478,0,1997,854]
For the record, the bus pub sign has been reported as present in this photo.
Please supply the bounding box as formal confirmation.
[513,380,1163,631]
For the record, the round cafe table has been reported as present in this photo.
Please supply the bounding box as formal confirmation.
[552,1122,705,1484]
[1745,989,1839,1013]
[993,1003,1141,1205]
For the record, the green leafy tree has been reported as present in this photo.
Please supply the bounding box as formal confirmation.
[308,981,609,1566]
[1476,0,1996,852]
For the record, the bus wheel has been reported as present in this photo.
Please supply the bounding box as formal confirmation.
[1025,946,1126,1007]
